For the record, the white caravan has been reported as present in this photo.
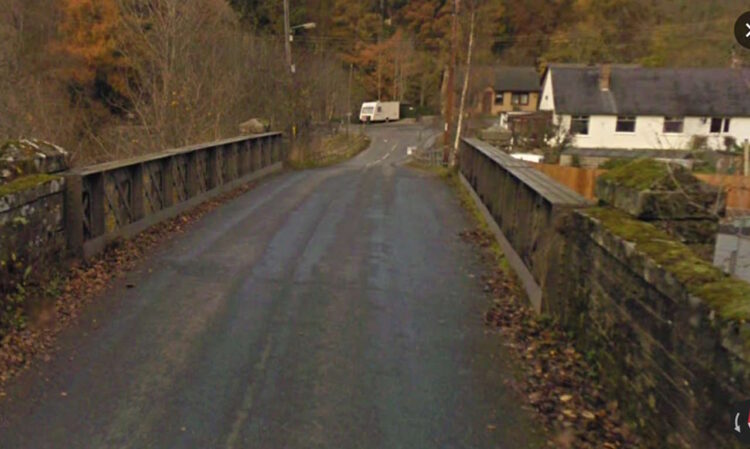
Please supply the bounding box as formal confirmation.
[359,101,400,123]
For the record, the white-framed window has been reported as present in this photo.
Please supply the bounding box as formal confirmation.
[495,92,504,105]
[663,116,684,133]
[570,115,589,135]
[616,116,636,133]
[710,117,730,133]
[512,93,529,106]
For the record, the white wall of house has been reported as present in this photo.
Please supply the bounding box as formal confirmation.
[564,115,750,150]
[539,73,554,111]
[539,70,750,151]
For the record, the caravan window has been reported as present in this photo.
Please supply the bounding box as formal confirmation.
[362,107,374,114]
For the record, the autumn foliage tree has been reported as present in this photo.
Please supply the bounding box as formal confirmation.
[58,0,130,105]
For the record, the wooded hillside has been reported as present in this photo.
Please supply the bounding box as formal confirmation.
[0,0,747,164]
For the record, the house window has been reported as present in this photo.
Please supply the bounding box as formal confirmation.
[663,117,684,133]
[495,93,504,105]
[710,117,731,133]
[616,116,636,133]
[512,93,529,106]
[570,116,589,135]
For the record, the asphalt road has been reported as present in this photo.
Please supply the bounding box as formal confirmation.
[0,123,544,449]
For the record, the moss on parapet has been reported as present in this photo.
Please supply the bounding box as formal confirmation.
[584,207,750,319]
[0,174,59,198]
[597,158,684,191]
[1,138,69,185]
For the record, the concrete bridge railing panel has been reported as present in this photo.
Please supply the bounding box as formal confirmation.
[65,133,283,259]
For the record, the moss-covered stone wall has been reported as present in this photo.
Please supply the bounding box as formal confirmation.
[1,140,69,332]
[552,208,750,448]
[460,143,750,448]
[0,175,66,267]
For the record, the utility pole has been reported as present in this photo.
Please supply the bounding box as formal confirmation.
[377,0,385,101]
[744,140,749,176]
[453,9,475,166]
[283,0,293,74]
[347,63,353,136]
[443,0,459,164]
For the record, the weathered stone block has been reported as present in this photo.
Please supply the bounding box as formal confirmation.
[595,158,725,220]
[0,175,64,213]
[479,126,512,150]
[653,219,719,245]
[0,139,69,184]
[563,207,750,448]
[239,118,270,135]
[0,174,66,268]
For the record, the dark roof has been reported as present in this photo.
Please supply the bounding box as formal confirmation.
[493,66,540,92]
[547,65,750,116]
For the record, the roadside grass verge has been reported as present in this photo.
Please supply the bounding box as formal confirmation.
[289,133,370,169]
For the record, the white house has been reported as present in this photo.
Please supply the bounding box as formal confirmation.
[539,64,750,152]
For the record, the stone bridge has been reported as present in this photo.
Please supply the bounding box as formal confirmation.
[0,124,749,448]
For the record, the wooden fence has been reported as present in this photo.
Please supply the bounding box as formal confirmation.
[532,163,750,211]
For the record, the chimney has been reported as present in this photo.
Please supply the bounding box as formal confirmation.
[599,64,611,91]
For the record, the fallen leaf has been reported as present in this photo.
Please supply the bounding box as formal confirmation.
[582,410,596,420]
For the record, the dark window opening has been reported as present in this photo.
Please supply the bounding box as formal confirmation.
[616,116,636,133]
[663,117,684,133]
[710,118,722,133]
[495,93,504,105]
[512,93,529,106]
[571,116,589,135]
[710,117,731,133]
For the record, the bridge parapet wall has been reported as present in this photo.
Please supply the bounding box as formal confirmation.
[1,133,283,273]
[0,140,69,275]
[460,137,750,448]
[65,132,284,259]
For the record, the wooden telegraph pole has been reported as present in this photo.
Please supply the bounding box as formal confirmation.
[443,0,459,164]
[347,63,353,136]
[377,0,385,101]
[283,0,293,74]
[453,9,476,166]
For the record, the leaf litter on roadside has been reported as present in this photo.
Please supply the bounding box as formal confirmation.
[0,179,265,390]
[460,228,640,449]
